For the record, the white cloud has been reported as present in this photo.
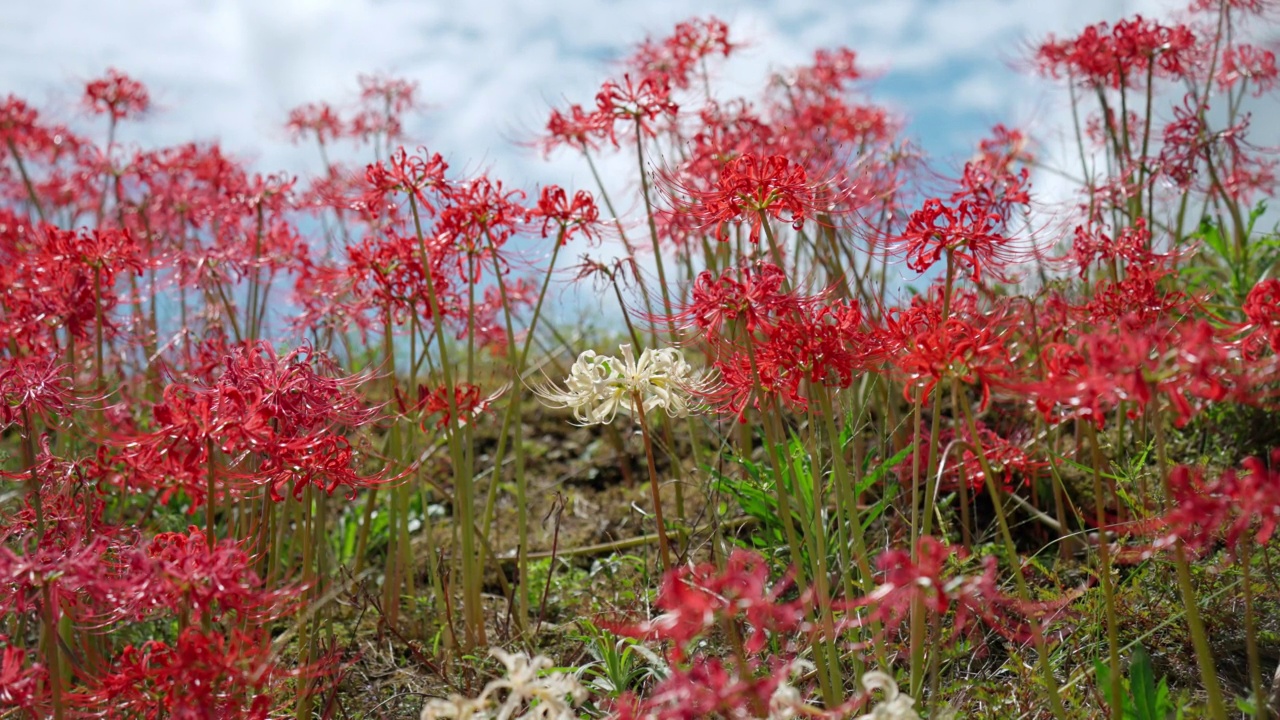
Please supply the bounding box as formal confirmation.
[6,0,1272,322]
[0,0,1143,181]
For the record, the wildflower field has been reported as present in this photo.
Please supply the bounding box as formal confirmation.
[5,1,1280,718]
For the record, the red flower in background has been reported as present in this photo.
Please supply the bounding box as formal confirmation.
[83,69,151,121]
[530,185,601,244]
[691,153,820,244]
[897,197,1025,282]
[594,74,678,143]
[1149,451,1280,556]
[285,102,345,145]
[1035,16,1198,89]
[625,16,736,89]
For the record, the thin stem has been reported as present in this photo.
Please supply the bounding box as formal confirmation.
[1241,535,1267,720]
[1152,414,1228,720]
[1083,423,1123,720]
[633,392,672,572]
[408,194,484,648]
[957,400,1069,720]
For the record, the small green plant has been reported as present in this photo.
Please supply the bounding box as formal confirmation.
[572,620,664,697]
[1094,645,1182,720]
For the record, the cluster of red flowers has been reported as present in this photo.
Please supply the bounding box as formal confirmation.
[2,2,1280,716]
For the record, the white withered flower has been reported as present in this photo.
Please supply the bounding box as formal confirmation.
[533,343,711,425]
[420,648,586,720]
[855,671,922,720]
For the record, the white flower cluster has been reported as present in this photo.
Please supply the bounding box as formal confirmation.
[533,344,711,425]
[854,671,922,720]
[420,648,587,720]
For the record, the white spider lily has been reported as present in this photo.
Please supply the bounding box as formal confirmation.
[420,648,586,720]
[855,671,922,720]
[533,344,711,425]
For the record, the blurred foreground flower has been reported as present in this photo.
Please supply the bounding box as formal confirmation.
[419,648,586,720]
[855,671,921,720]
[533,344,713,425]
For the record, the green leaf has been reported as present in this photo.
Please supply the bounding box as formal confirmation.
[859,445,912,495]
[1195,215,1230,260]
[1128,645,1160,720]
[1247,200,1268,236]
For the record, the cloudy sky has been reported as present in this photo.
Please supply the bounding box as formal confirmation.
[2,0,1191,186]
[10,0,1266,325]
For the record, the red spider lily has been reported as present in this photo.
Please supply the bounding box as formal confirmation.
[1217,44,1279,96]
[613,656,792,720]
[1189,0,1275,14]
[45,225,146,283]
[780,47,865,96]
[217,342,378,435]
[1243,278,1280,353]
[763,46,904,178]
[83,69,151,121]
[347,74,419,145]
[650,103,773,242]
[121,342,385,506]
[253,434,388,502]
[842,537,1065,654]
[460,282,534,357]
[1065,218,1156,278]
[285,102,345,145]
[593,74,678,143]
[872,291,945,358]
[0,435,97,517]
[624,16,736,89]
[607,554,812,718]
[135,526,300,624]
[670,261,806,340]
[357,73,418,116]
[288,250,369,340]
[529,185,601,244]
[1081,261,1191,326]
[79,627,293,719]
[1151,452,1280,555]
[108,435,211,510]
[1024,318,1243,429]
[688,100,772,169]
[688,153,821,244]
[360,146,449,219]
[613,550,808,662]
[406,381,502,432]
[1085,106,1146,149]
[771,97,899,180]
[766,299,873,389]
[0,530,121,622]
[1035,16,1199,89]
[684,267,875,417]
[0,477,108,547]
[434,175,529,279]
[1158,94,1213,191]
[900,420,1043,493]
[346,230,436,323]
[0,95,53,156]
[889,301,1015,410]
[0,224,142,352]
[541,103,610,156]
[0,642,45,715]
[786,96,894,155]
[0,355,79,431]
[895,197,1025,282]
[952,125,1033,222]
